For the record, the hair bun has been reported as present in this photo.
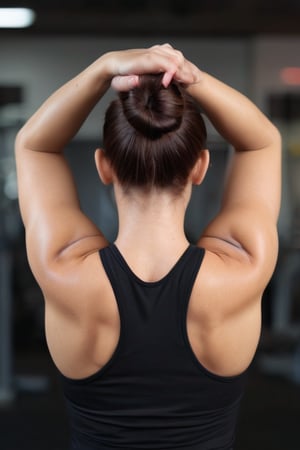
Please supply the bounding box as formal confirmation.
[120,74,183,139]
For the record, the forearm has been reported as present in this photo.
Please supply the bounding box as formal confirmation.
[16,55,112,153]
[16,45,192,154]
[187,72,280,151]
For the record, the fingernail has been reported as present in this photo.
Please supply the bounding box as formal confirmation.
[130,75,139,86]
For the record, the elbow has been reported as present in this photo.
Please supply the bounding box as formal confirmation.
[15,124,35,155]
[269,123,282,146]
[15,126,27,154]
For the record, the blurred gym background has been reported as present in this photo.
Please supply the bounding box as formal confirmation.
[0,1,300,449]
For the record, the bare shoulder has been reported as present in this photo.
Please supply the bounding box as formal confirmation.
[39,240,110,313]
[194,248,249,317]
[42,244,121,379]
[186,240,270,376]
[195,227,277,319]
[196,203,278,312]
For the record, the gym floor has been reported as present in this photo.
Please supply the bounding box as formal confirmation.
[1,337,300,450]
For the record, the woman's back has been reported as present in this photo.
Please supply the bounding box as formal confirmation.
[60,244,246,450]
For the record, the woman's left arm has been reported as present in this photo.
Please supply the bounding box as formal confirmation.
[15,45,192,282]
[15,55,112,279]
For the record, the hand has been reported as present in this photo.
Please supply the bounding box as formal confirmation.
[104,44,202,92]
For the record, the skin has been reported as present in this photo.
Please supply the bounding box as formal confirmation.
[15,44,281,379]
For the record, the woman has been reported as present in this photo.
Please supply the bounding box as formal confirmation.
[15,44,281,449]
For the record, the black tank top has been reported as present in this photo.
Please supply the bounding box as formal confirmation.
[61,244,247,450]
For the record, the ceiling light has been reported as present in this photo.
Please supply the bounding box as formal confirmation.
[0,8,36,28]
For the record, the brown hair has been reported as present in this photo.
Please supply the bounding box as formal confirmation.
[103,74,207,192]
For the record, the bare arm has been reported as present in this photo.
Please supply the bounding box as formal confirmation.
[186,71,281,290]
[15,45,198,284]
[113,53,281,276]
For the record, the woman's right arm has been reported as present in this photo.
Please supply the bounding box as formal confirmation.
[109,46,281,288]
[187,71,281,287]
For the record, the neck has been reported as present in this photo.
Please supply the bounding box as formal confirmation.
[114,184,191,255]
